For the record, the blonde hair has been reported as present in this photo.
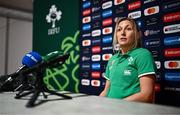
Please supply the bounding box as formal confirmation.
[113,17,142,52]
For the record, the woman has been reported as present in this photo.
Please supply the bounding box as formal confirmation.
[99,17,156,103]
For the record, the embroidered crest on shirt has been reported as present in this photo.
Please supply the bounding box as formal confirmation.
[128,57,134,65]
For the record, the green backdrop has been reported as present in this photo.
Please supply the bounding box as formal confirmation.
[33,0,80,92]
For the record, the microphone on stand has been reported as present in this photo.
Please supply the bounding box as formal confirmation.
[0,51,42,91]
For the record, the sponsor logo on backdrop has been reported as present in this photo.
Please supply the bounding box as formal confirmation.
[102,10,112,18]
[82,24,91,31]
[102,46,113,51]
[92,38,101,45]
[83,9,91,16]
[145,17,158,26]
[144,6,159,16]
[151,50,159,58]
[81,79,90,86]
[82,39,91,46]
[102,36,112,43]
[128,1,141,11]
[164,36,180,46]
[92,13,101,21]
[128,11,141,19]
[155,61,161,69]
[102,27,113,35]
[82,33,91,38]
[82,63,91,70]
[163,24,180,34]
[83,1,91,9]
[144,39,160,47]
[92,55,101,61]
[163,12,180,23]
[92,46,101,53]
[82,16,91,24]
[92,21,100,29]
[92,63,101,70]
[91,72,101,78]
[165,73,180,81]
[164,87,180,92]
[92,29,101,37]
[155,83,161,92]
[102,18,113,27]
[82,48,90,54]
[114,0,125,5]
[46,5,62,35]
[82,56,91,61]
[102,54,112,61]
[92,6,101,13]
[164,60,180,69]
[144,0,156,4]
[81,71,89,78]
[162,1,180,12]
[91,80,100,87]
[144,29,160,36]
[102,1,112,9]
[164,48,180,57]
[115,6,124,14]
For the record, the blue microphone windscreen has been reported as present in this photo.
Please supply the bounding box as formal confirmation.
[22,51,42,67]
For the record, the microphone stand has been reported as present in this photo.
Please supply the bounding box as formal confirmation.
[14,53,72,107]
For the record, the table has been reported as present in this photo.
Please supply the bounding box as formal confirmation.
[0,91,180,115]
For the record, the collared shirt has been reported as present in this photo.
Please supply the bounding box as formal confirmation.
[104,48,156,99]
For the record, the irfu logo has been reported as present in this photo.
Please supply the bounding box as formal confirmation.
[46,5,62,28]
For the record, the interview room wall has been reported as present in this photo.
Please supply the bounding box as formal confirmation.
[0,17,32,75]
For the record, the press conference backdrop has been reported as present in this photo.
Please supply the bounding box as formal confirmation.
[33,0,180,106]
[33,0,80,93]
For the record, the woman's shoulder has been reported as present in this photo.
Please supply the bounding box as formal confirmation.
[133,48,152,55]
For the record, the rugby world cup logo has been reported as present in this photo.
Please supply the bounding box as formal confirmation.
[46,5,62,28]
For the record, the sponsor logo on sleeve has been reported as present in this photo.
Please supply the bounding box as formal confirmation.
[164,36,180,46]
[163,24,180,34]
[164,60,180,69]
[128,1,141,11]
[144,6,159,16]
[164,48,180,57]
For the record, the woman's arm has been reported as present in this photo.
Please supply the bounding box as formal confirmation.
[123,74,155,103]
[99,80,110,97]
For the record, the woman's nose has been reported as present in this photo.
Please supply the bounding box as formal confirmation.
[121,29,125,36]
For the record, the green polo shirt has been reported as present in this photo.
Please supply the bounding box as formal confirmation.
[104,48,156,99]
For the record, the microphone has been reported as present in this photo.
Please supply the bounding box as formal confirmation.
[0,51,42,90]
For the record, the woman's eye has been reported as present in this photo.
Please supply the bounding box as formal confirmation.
[127,28,132,30]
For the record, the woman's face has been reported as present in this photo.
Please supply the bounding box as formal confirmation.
[116,20,135,49]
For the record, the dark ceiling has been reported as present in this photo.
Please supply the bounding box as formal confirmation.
[0,0,33,13]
